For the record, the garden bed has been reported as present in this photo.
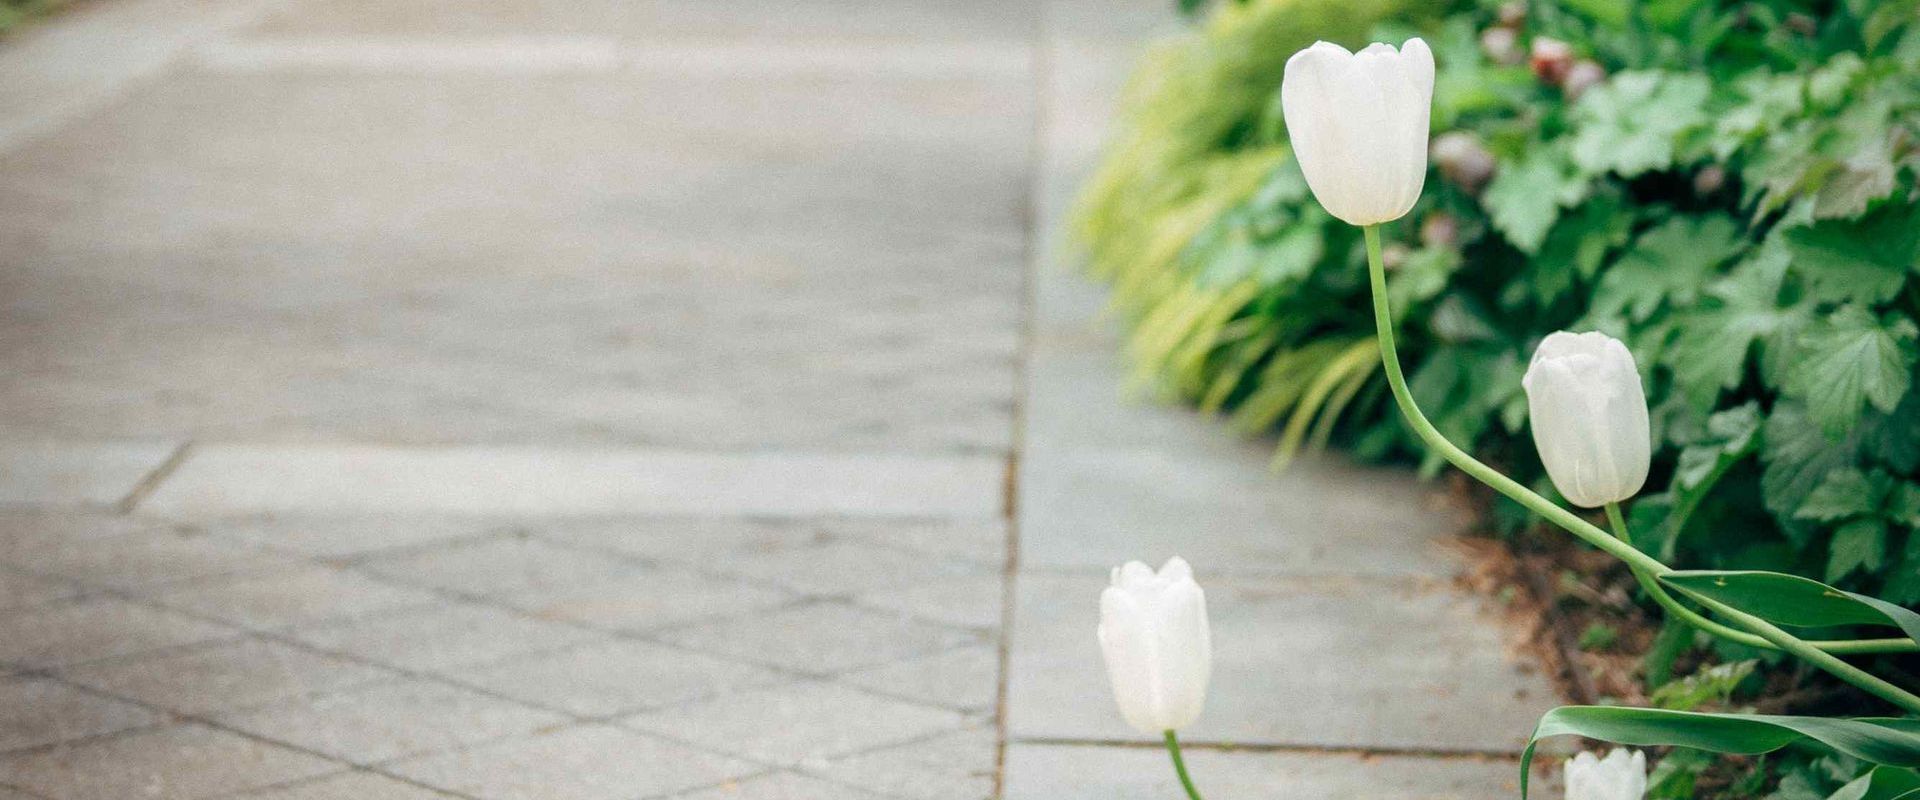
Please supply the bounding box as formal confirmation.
[1072,0,1920,794]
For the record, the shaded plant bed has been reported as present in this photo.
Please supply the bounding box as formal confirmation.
[1456,476,1920,797]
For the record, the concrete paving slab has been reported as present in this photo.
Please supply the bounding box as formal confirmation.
[1005,572,1557,754]
[0,441,176,507]
[284,604,598,673]
[827,518,1010,567]
[0,596,240,670]
[0,0,280,153]
[58,637,396,716]
[654,602,982,676]
[506,567,795,635]
[623,681,966,767]
[0,65,1029,451]
[1019,444,1471,578]
[230,770,455,800]
[193,38,1036,82]
[531,517,823,564]
[447,639,783,718]
[675,771,885,800]
[148,564,440,631]
[0,722,342,800]
[0,508,167,545]
[1020,340,1245,454]
[0,567,84,613]
[0,676,163,752]
[355,536,645,599]
[1002,743,1535,800]
[245,0,1038,43]
[806,724,998,800]
[0,522,298,590]
[140,446,1005,518]
[193,513,510,558]
[838,645,1001,714]
[384,723,759,800]
[717,539,993,597]
[857,574,1006,632]
[214,678,568,764]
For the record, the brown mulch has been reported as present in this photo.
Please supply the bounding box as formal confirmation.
[1442,473,1896,718]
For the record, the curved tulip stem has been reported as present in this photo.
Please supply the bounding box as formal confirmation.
[1602,503,1778,649]
[1360,226,1663,576]
[1361,224,1920,715]
[1163,730,1205,800]
[1601,504,1918,655]
[1686,589,1920,714]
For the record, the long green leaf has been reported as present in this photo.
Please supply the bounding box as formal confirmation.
[1660,570,1920,641]
[1828,766,1920,800]
[1520,707,1920,799]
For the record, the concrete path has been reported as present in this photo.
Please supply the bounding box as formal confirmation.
[0,1,1554,798]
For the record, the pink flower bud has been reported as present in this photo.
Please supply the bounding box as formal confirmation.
[1481,27,1523,65]
[1694,165,1727,195]
[1563,60,1606,102]
[1431,131,1496,195]
[1496,1,1527,28]
[1421,212,1460,249]
[1530,37,1574,85]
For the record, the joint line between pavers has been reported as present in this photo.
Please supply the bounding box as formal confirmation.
[1008,736,1525,763]
[115,441,194,515]
[64,539,991,763]
[994,14,1051,800]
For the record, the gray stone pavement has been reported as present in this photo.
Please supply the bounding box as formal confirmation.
[0,1,1553,798]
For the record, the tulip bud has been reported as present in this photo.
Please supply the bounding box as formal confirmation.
[1431,131,1496,195]
[1097,556,1210,734]
[1280,39,1435,227]
[1480,27,1523,66]
[1530,37,1575,85]
[1521,332,1651,508]
[1562,60,1606,102]
[1564,749,1647,800]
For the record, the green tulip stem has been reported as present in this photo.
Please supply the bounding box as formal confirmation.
[1361,225,1663,575]
[1680,587,1920,714]
[1163,730,1205,800]
[1603,502,1778,649]
[1362,223,1920,715]
[1603,504,1919,655]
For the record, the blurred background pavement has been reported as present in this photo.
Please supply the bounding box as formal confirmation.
[0,1,1550,797]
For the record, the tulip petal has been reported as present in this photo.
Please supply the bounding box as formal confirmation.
[1523,332,1651,508]
[1280,38,1434,226]
[1096,557,1213,735]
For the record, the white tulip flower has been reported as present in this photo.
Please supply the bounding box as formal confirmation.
[1522,331,1651,508]
[1564,749,1647,800]
[1280,38,1435,226]
[1097,556,1211,734]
